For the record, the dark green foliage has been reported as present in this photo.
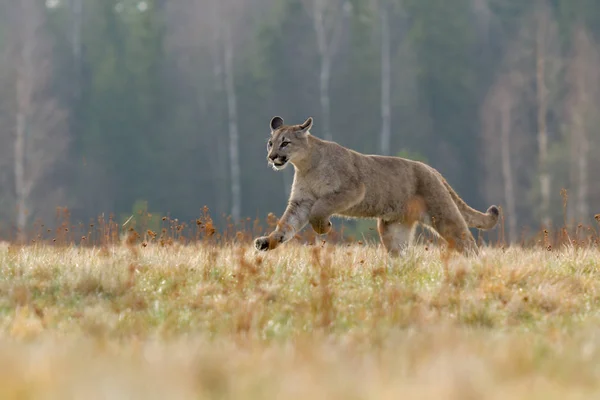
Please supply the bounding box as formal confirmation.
[3,0,600,234]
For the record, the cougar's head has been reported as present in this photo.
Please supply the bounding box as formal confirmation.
[266,116,312,171]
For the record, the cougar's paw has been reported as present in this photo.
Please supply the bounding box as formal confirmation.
[254,236,277,251]
[310,218,332,235]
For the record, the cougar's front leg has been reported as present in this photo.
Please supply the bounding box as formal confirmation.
[309,184,366,235]
[254,198,314,251]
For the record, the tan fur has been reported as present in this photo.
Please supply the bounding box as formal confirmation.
[254,116,500,256]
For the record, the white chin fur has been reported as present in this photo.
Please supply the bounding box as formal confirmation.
[270,162,288,171]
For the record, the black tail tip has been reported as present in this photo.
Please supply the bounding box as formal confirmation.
[488,205,500,217]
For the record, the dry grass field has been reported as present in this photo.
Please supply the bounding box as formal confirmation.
[0,230,600,399]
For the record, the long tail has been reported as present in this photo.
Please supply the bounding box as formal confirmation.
[441,178,499,230]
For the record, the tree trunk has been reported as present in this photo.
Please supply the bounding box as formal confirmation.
[208,0,229,219]
[69,0,83,115]
[568,114,589,226]
[14,4,33,243]
[8,0,68,240]
[319,58,332,141]
[313,0,331,141]
[223,23,241,223]
[500,99,517,243]
[14,106,27,242]
[69,0,83,66]
[379,1,391,155]
[567,108,586,227]
[311,0,348,142]
[567,128,577,226]
[566,26,599,227]
[535,2,551,228]
[576,119,588,223]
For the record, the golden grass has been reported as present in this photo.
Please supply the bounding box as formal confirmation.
[0,241,600,399]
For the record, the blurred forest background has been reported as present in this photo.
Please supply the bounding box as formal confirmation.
[0,0,599,243]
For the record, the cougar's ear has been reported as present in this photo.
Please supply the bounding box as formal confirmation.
[270,116,284,132]
[298,117,313,134]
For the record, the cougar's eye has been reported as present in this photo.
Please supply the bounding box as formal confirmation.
[267,140,272,148]
[280,141,290,148]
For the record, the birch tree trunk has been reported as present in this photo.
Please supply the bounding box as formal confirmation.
[576,117,588,223]
[10,0,68,241]
[567,126,577,225]
[311,0,349,141]
[482,75,518,244]
[69,0,83,67]
[567,100,586,227]
[535,2,550,228]
[223,23,241,223]
[379,0,391,156]
[319,56,332,141]
[69,0,83,107]
[313,0,332,141]
[14,97,28,240]
[14,1,36,241]
[566,26,600,225]
[209,0,229,218]
[499,94,517,243]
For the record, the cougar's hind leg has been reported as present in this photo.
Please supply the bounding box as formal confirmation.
[427,204,478,256]
[421,183,478,256]
[377,219,415,257]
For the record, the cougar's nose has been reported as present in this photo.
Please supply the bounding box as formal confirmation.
[269,154,277,161]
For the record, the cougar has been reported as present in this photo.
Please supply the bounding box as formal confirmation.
[254,116,499,256]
